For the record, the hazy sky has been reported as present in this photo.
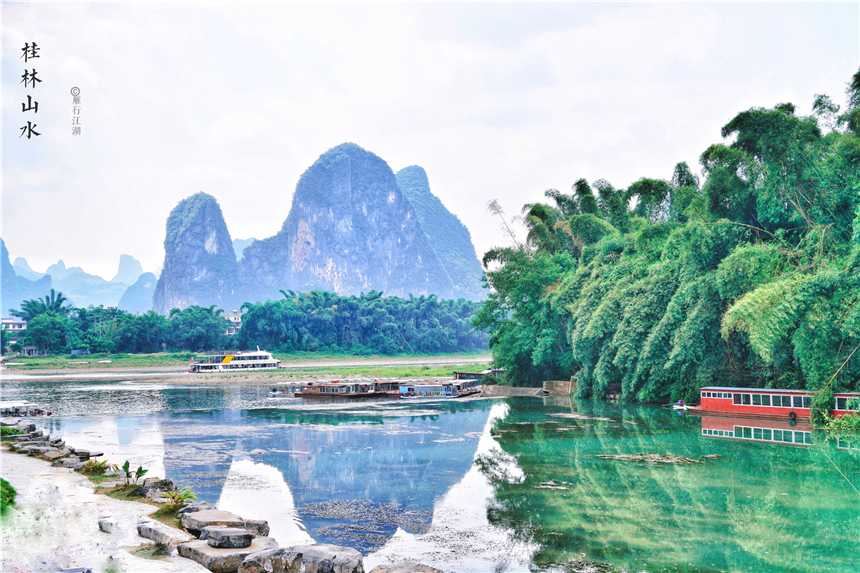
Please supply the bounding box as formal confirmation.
[3,3,858,280]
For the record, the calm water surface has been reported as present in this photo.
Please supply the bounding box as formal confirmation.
[2,377,858,572]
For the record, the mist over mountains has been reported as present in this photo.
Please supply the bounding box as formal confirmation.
[154,143,485,314]
[1,246,150,315]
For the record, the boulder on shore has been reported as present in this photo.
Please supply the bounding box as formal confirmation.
[283,544,364,573]
[238,548,302,573]
[137,520,195,546]
[178,537,278,573]
[98,517,117,534]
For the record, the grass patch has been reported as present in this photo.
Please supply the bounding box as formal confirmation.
[126,543,170,561]
[96,484,147,502]
[151,504,183,529]
[88,473,122,485]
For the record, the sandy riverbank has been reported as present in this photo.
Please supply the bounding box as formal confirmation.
[0,450,207,573]
[1,355,493,384]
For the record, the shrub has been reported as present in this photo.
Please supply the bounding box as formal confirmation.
[825,413,860,431]
[164,486,196,509]
[81,459,110,476]
[1,478,17,513]
[1,427,25,437]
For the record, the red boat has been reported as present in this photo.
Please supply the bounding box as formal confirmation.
[689,387,860,422]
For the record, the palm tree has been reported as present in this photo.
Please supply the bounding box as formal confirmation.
[10,289,72,321]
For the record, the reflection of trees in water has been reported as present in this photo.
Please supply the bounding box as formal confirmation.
[480,398,860,573]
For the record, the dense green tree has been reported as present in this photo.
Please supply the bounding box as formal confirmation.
[476,69,860,411]
[238,291,486,355]
[167,305,231,351]
[22,312,81,353]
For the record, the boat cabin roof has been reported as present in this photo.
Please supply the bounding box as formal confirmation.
[701,386,859,396]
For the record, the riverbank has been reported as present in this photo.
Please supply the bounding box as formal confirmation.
[1,354,493,384]
[2,352,492,371]
[0,451,208,573]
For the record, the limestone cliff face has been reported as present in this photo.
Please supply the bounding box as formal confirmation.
[395,166,485,300]
[240,143,454,300]
[153,193,237,314]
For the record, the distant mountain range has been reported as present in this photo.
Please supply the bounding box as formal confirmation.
[154,143,485,314]
[2,142,485,317]
[1,245,156,316]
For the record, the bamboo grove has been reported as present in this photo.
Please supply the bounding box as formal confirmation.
[475,70,860,415]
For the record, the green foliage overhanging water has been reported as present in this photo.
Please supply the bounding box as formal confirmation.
[475,70,860,407]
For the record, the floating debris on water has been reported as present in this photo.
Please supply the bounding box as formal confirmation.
[549,413,615,422]
[534,480,569,490]
[595,453,704,465]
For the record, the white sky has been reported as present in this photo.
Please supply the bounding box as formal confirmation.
[2,2,858,280]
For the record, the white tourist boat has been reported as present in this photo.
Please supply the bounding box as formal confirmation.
[189,348,281,373]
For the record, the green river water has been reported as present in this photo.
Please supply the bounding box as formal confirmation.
[1,376,857,572]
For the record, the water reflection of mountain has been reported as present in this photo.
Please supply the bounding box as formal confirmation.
[160,401,494,551]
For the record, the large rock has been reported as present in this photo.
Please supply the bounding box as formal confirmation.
[369,565,444,573]
[242,520,269,537]
[239,143,455,302]
[135,477,176,500]
[206,528,254,549]
[138,520,195,546]
[179,501,215,515]
[181,510,246,536]
[153,192,239,314]
[284,544,364,573]
[238,548,302,573]
[178,537,278,573]
[98,517,117,534]
[44,450,66,460]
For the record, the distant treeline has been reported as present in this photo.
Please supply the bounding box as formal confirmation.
[238,290,487,354]
[3,289,488,355]
[476,69,860,420]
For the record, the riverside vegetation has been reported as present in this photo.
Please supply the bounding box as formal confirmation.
[5,289,487,357]
[475,70,860,425]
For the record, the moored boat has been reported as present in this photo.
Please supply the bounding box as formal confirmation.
[294,380,389,399]
[689,386,860,421]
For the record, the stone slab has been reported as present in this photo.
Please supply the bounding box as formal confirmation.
[284,544,364,573]
[179,501,214,515]
[138,520,195,546]
[178,537,278,573]
[181,510,246,536]
[238,548,302,573]
[43,450,66,460]
[242,519,269,537]
[206,528,254,549]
